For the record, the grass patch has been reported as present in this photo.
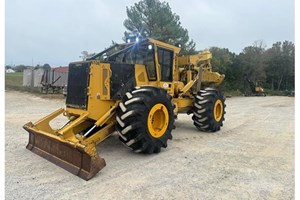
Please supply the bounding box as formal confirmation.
[224,89,243,97]
[5,72,33,92]
[264,89,294,96]
[5,72,41,93]
[5,72,23,87]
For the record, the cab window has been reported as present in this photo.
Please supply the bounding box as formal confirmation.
[123,44,156,81]
[158,47,173,81]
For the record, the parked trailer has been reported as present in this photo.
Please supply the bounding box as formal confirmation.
[23,67,68,94]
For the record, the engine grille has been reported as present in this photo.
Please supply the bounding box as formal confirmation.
[66,62,90,109]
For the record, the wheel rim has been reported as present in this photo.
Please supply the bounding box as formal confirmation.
[214,99,223,122]
[147,103,169,138]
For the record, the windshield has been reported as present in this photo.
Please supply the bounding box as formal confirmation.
[89,40,157,81]
[107,43,151,63]
[108,42,157,80]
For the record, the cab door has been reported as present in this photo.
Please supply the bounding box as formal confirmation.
[157,47,174,94]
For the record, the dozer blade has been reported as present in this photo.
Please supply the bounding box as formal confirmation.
[23,122,106,180]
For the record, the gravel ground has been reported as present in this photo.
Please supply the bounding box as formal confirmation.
[5,90,295,200]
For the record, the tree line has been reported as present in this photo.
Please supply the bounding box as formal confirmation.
[5,64,52,72]
[209,40,294,92]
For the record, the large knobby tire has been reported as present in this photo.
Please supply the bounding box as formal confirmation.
[192,88,226,132]
[116,86,174,154]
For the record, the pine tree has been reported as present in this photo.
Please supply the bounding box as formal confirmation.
[123,0,196,54]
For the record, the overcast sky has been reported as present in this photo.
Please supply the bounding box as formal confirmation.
[5,0,295,67]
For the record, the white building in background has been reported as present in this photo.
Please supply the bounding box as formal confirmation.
[6,69,15,73]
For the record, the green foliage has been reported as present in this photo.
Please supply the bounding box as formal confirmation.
[264,41,294,91]
[209,40,295,95]
[209,47,242,91]
[13,65,31,72]
[124,0,196,54]
[5,65,13,69]
[239,41,267,82]
[209,47,234,74]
